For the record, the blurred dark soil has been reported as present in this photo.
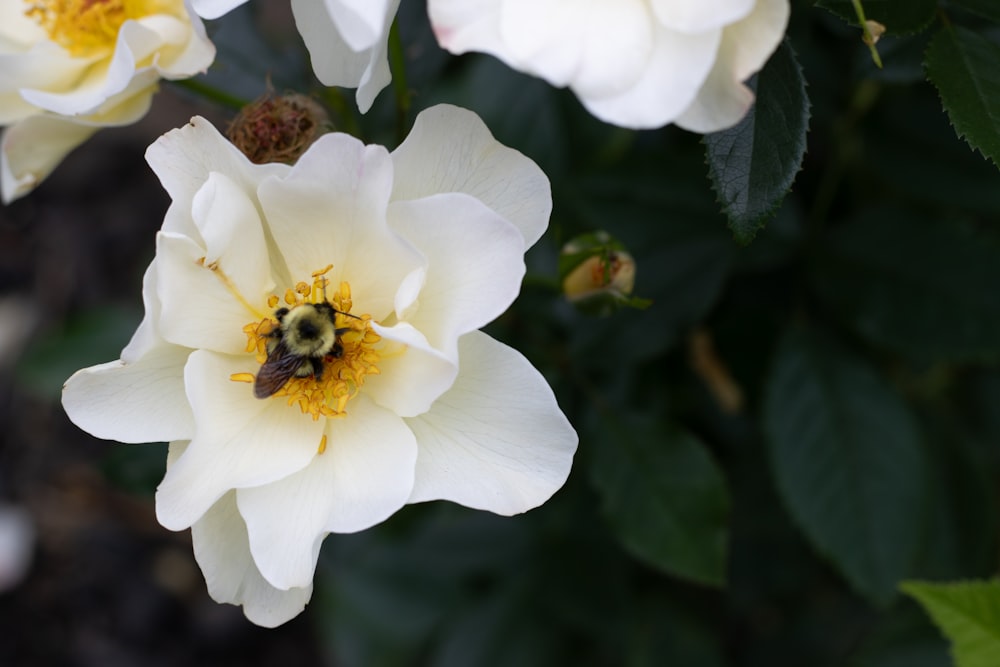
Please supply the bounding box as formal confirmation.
[0,90,324,666]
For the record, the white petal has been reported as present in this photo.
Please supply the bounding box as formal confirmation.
[145,116,288,239]
[429,0,506,56]
[155,350,324,530]
[155,232,268,355]
[0,2,47,45]
[499,0,654,97]
[674,0,789,133]
[724,0,789,83]
[257,132,423,321]
[406,331,577,515]
[0,47,93,120]
[580,25,721,129]
[323,0,397,52]
[650,0,754,33]
[237,395,416,589]
[2,69,157,203]
[62,343,194,444]
[387,194,525,354]
[365,321,458,418]
[290,0,398,112]
[390,104,551,248]
[154,11,216,77]
[1,117,97,204]
[18,19,148,115]
[189,0,248,20]
[191,492,312,628]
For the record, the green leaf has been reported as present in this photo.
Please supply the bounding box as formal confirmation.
[705,39,809,243]
[764,327,927,605]
[816,0,937,34]
[925,26,1000,168]
[902,580,1000,667]
[951,0,1000,23]
[589,417,730,587]
[809,209,1000,363]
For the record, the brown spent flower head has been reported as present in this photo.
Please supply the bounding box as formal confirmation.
[226,92,332,165]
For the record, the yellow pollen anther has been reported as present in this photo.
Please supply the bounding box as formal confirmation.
[230,372,255,384]
[317,435,328,455]
[26,0,180,57]
[236,268,381,421]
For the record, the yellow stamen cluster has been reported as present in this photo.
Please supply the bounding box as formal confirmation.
[235,267,382,422]
[26,0,179,57]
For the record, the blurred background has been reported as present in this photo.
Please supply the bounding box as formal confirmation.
[2,1,999,665]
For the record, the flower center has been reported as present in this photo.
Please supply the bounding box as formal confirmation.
[25,0,179,57]
[232,267,381,422]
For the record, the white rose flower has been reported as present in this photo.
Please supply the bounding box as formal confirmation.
[62,104,578,627]
[191,0,400,113]
[428,0,790,132]
[0,0,215,203]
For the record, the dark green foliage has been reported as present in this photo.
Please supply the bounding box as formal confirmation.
[706,40,810,243]
[925,26,1000,168]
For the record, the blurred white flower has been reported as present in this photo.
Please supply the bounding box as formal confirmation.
[0,0,215,203]
[428,0,790,132]
[191,0,400,113]
[62,104,577,627]
[0,504,34,593]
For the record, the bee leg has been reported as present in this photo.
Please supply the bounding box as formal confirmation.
[330,341,344,359]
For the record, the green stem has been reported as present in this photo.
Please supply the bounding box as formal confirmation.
[388,18,411,144]
[851,0,883,69]
[170,78,249,111]
[320,87,363,140]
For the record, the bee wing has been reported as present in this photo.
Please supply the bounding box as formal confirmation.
[254,341,306,399]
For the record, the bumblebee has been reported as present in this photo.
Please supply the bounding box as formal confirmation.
[253,303,353,399]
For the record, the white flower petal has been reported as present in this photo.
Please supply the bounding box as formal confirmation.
[190,0,248,20]
[323,0,397,52]
[193,172,272,280]
[1,117,97,204]
[365,321,459,418]
[145,117,288,239]
[650,0,754,33]
[387,194,525,354]
[2,65,159,202]
[725,0,789,82]
[19,18,153,115]
[258,132,423,321]
[191,492,312,628]
[290,0,398,113]
[153,13,216,76]
[155,350,324,530]
[63,343,194,444]
[428,0,788,131]
[155,231,268,355]
[390,104,551,248]
[0,3,47,45]
[237,395,417,589]
[674,0,789,133]
[406,331,577,515]
[580,25,721,129]
[500,0,654,96]
[429,0,505,56]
